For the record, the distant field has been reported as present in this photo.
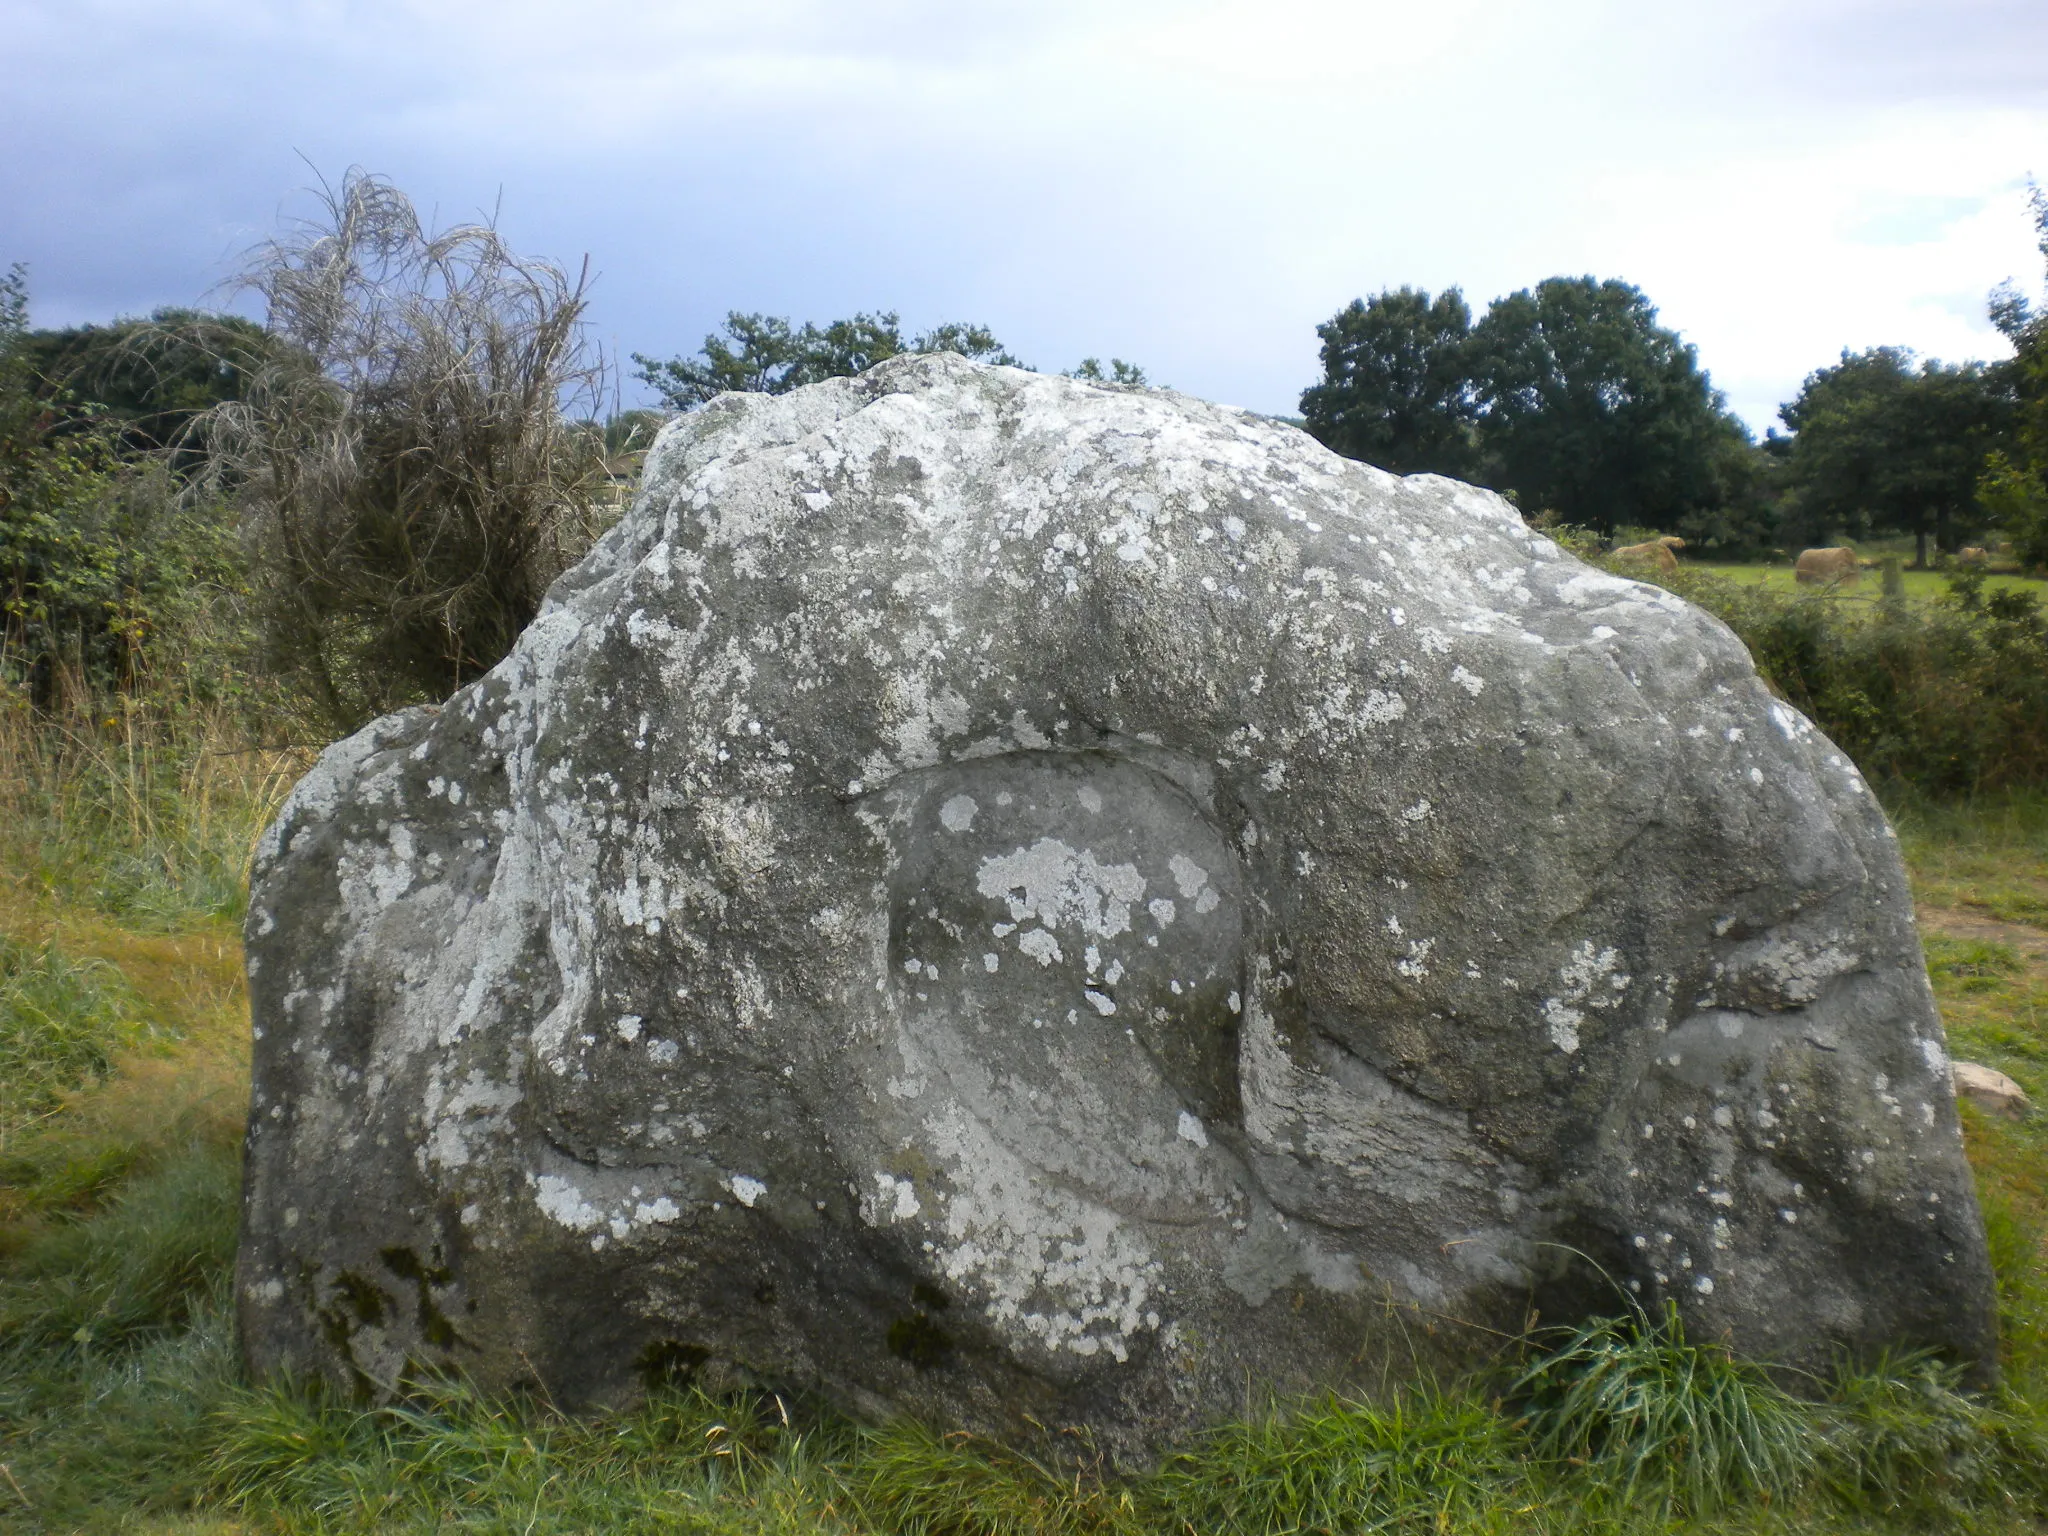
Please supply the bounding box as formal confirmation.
[1680,561,2046,603]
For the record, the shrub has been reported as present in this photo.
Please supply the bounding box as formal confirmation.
[1653,564,2048,795]
[2,268,254,720]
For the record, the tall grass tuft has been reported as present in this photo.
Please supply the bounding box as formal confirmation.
[1514,1299,1818,1516]
[846,1420,1138,1536]
[1147,1384,1543,1535]
[0,933,145,1141]
[0,1137,239,1351]
[0,655,307,928]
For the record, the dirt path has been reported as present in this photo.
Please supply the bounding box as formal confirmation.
[1918,904,2048,968]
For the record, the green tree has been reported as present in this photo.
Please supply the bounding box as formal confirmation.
[1298,287,1476,476]
[1979,451,2048,569]
[1777,348,2013,567]
[632,312,1024,410]
[20,309,272,471]
[1986,184,2048,568]
[1068,357,1149,386]
[0,268,240,710]
[1466,277,1736,537]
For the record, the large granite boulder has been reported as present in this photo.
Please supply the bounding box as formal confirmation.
[239,355,1995,1456]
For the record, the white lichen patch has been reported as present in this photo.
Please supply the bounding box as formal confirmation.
[422,1070,523,1170]
[1543,999,1583,1054]
[978,839,1146,940]
[870,1172,922,1221]
[1018,929,1063,966]
[926,1103,1162,1361]
[532,1174,605,1232]
[1540,942,1630,1053]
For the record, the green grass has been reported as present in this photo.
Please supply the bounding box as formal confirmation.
[0,1141,239,1354]
[1514,1301,1819,1517]
[0,936,147,1144]
[1146,1384,1545,1534]
[1895,792,2048,927]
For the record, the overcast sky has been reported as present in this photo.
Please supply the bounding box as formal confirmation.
[4,0,2044,434]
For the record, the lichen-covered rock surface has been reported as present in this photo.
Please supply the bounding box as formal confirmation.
[240,354,1995,1455]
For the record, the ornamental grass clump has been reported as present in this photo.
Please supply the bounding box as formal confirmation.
[1513,1299,1818,1516]
[198,169,613,733]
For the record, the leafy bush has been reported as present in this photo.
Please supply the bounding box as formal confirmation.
[1,268,253,721]
[1651,564,2048,795]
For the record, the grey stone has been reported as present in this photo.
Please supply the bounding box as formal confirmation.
[239,355,1996,1457]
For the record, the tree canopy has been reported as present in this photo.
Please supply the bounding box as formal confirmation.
[1464,277,1738,536]
[632,312,1024,410]
[1985,185,2048,568]
[1301,277,1746,539]
[1776,347,2013,566]
[20,308,272,468]
[1299,286,1476,476]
